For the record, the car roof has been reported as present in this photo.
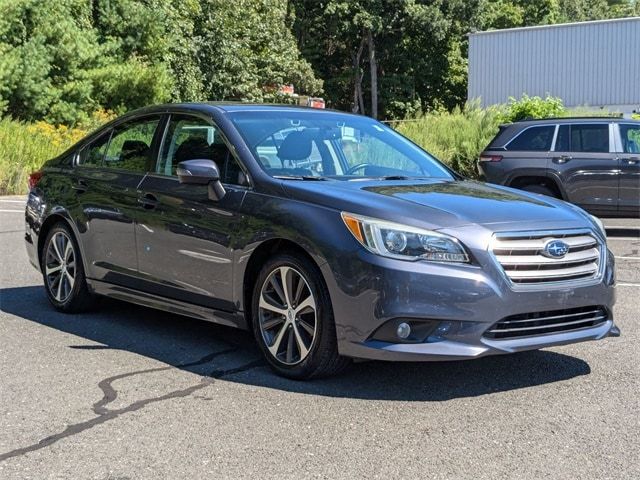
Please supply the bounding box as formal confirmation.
[510,117,639,125]
[122,102,353,117]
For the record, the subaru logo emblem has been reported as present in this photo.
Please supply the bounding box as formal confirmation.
[542,239,569,258]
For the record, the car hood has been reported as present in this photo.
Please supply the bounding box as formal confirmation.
[280,178,591,231]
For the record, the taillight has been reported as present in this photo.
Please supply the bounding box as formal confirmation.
[28,171,43,190]
[479,155,503,162]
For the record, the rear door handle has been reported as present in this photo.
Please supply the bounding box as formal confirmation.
[72,179,88,193]
[553,155,572,164]
[623,157,639,165]
[138,193,159,210]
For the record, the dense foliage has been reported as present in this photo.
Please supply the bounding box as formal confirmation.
[0,0,320,124]
[1,0,638,125]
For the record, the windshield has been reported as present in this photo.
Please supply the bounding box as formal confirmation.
[228,110,454,180]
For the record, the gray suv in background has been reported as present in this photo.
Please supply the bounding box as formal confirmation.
[479,118,640,217]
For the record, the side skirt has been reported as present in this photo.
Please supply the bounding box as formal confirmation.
[87,279,248,330]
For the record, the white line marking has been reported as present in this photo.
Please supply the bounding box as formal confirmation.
[0,199,26,203]
[0,209,23,213]
[607,237,640,241]
[615,256,640,260]
[618,282,640,287]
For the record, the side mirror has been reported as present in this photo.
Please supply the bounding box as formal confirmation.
[176,159,226,200]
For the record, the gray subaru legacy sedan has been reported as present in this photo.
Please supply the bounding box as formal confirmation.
[25,103,619,379]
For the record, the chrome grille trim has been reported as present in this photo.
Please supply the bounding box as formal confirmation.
[489,229,604,289]
[484,306,608,339]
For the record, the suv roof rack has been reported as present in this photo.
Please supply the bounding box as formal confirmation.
[513,116,624,122]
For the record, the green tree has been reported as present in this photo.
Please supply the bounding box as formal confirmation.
[195,0,322,102]
[0,0,175,124]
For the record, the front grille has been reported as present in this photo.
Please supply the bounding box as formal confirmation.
[491,230,602,286]
[484,305,608,339]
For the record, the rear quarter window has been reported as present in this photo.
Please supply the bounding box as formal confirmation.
[505,126,555,152]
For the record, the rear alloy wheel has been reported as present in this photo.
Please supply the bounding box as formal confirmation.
[252,253,349,379]
[45,231,76,303]
[42,223,94,312]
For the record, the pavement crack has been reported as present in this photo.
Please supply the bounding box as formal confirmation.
[0,347,263,463]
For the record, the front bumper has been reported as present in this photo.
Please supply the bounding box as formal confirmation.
[323,243,617,362]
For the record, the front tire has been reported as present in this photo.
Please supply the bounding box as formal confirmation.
[251,253,350,379]
[42,223,95,313]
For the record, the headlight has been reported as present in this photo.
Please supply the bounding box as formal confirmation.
[589,214,607,240]
[341,212,470,263]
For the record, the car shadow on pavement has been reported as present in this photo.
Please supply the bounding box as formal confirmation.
[1,285,592,402]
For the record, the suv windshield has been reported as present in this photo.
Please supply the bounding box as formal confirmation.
[228,110,454,180]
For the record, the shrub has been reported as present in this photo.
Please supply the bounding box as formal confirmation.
[499,94,565,123]
[396,102,503,178]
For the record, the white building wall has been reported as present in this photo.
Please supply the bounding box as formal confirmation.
[468,17,640,113]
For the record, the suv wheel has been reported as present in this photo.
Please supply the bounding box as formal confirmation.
[521,184,559,198]
[251,253,350,379]
[42,223,95,312]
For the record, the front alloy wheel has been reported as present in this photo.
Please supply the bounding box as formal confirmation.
[252,253,350,379]
[258,266,317,365]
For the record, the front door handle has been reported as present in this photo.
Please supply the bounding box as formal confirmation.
[138,193,159,210]
[623,157,639,165]
[72,179,88,193]
[553,155,572,164]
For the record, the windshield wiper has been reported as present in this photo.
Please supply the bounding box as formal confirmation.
[273,175,328,181]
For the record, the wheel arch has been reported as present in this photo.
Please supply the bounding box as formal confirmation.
[241,238,327,330]
[37,210,86,272]
[508,174,567,200]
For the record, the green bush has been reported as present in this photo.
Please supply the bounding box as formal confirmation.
[396,102,504,178]
[499,94,565,123]
[395,95,612,179]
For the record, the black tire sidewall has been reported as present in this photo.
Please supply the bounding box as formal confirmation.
[251,253,333,379]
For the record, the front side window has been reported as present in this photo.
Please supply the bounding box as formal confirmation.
[620,124,640,153]
[506,126,555,152]
[158,115,246,185]
[230,111,453,179]
[103,117,160,173]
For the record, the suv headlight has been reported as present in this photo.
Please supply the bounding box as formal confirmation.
[341,212,470,263]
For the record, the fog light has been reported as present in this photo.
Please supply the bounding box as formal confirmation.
[396,322,411,339]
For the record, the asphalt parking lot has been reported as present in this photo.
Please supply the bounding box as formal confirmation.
[1,196,639,479]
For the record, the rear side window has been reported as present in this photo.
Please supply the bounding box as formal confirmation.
[81,132,111,167]
[506,126,555,151]
[620,124,640,153]
[103,117,161,173]
[556,124,609,153]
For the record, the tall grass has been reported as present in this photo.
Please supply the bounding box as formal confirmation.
[396,97,619,179]
[396,104,503,178]
[0,111,113,195]
[0,118,70,195]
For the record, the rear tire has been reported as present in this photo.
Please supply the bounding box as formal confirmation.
[251,253,350,379]
[521,184,559,198]
[42,223,95,313]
